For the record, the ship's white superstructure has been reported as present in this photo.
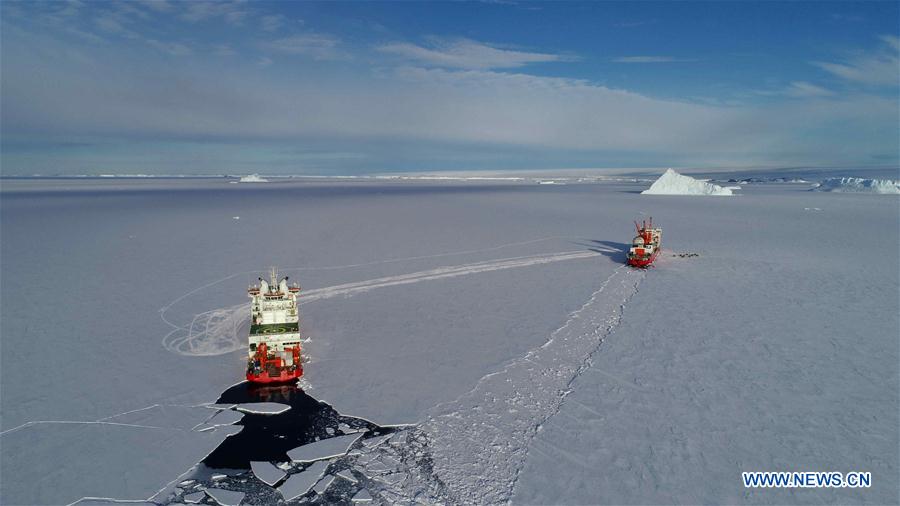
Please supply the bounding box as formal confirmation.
[246,268,303,383]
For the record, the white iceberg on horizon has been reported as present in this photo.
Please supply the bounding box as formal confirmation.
[811,177,899,194]
[641,169,734,196]
[239,174,269,183]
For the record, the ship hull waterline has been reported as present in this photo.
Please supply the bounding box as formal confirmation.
[627,248,660,268]
[247,366,303,384]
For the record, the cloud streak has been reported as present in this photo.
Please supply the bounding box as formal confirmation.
[813,35,899,86]
[264,33,346,61]
[785,81,833,98]
[378,38,574,69]
[612,56,695,63]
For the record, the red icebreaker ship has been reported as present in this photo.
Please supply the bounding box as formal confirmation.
[626,218,662,268]
[246,268,304,384]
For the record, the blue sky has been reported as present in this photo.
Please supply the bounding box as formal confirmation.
[1,1,898,175]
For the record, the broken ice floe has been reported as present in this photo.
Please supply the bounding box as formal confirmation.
[278,460,329,501]
[337,469,358,483]
[313,474,336,494]
[204,488,245,506]
[351,488,373,502]
[234,402,290,415]
[182,491,205,504]
[251,461,287,486]
[287,433,363,462]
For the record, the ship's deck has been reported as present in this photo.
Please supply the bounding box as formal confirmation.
[250,322,300,336]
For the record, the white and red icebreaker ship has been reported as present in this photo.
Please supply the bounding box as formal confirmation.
[626,218,662,268]
[246,268,304,383]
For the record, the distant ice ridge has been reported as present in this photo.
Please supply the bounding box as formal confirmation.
[641,168,734,196]
[811,177,900,194]
[238,174,269,183]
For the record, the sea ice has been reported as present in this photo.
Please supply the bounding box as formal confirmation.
[641,168,734,195]
[278,461,329,501]
[3,176,896,505]
[287,434,362,462]
[204,488,244,506]
[202,409,244,427]
[312,474,336,494]
[234,402,290,415]
[337,470,358,483]
[103,404,215,431]
[351,489,373,502]
[182,491,205,503]
[251,461,286,486]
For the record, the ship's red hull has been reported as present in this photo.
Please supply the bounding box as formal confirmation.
[627,248,660,268]
[247,365,303,384]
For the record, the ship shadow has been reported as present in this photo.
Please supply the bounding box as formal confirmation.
[572,239,630,263]
[203,382,394,469]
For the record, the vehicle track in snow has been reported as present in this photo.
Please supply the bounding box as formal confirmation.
[161,249,608,357]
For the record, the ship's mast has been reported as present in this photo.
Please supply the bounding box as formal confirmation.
[270,266,278,288]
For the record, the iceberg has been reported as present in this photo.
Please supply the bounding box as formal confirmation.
[238,174,269,183]
[641,169,733,196]
[811,177,900,194]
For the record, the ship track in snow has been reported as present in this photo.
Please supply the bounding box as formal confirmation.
[154,265,645,505]
[339,265,645,503]
[161,249,609,357]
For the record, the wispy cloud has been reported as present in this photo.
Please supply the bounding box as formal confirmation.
[2,2,897,173]
[784,81,833,98]
[93,10,139,38]
[813,35,899,86]
[137,0,173,13]
[612,56,695,63]
[57,0,85,18]
[378,38,574,69]
[180,1,249,25]
[146,39,192,56]
[260,14,286,32]
[213,44,237,57]
[264,34,345,60]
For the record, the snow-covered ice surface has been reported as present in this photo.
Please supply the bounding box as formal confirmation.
[811,176,900,194]
[642,168,735,195]
[2,174,897,504]
[513,182,899,505]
